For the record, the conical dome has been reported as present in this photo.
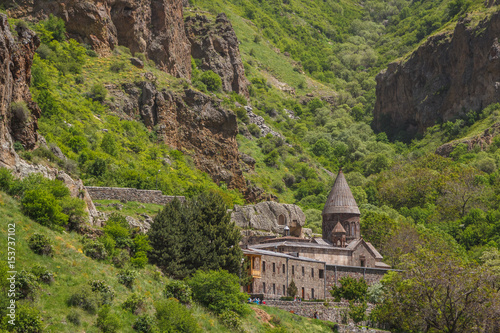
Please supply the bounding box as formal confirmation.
[332,221,346,234]
[322,169,360,215]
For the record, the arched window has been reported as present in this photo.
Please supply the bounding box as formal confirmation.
[351,223,355,237]
[278,214,286,225]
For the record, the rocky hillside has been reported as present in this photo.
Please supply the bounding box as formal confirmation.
[0,13,40,168]
[373,11,500,140]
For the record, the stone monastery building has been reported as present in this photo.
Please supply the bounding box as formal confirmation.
[242,169,391,300]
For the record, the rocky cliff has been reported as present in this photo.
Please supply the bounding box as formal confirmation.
[106,80,246,190]
[373,12,500,139]
[7,0,192,79]
[0,14,41,168]
[185,13,250,97]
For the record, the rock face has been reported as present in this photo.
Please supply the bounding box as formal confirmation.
[373,13,500,139]
[7,0,192,78]
[435,123,500,157]
[106,79,246,190]
[231,202,306,236]
[185,13,249,97]
[0,14,41,168]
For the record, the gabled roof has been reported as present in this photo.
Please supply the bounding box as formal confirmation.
[322,168,360,215]
[332,222,346,234]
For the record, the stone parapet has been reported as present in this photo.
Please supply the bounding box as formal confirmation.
[85,186,185,205]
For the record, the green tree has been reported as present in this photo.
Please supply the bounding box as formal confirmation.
[101,133,118,156]
[330,276,368,302]
[200,70,222,91]
[287,280,298,297]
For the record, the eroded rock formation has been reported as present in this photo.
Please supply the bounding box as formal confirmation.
[185,13,249,97]
[373,13,500,139]
[106,79,246,190]
[7,0,192,78]
[0,14,40,168]
[231,201,306,236]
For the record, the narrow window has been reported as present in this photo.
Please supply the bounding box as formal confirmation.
[263,261,266,272]
[302,266,305,276]
[301,287,304,298]
[273,263,276,273]
[311,268,314,278]
[263,282,266,293]
[319,269,324,279]
[282,264,285,274]
[360,259,365,267]
[283,285,286,295]
[273,283,276,294]
[292,265,295,275]
[311,288,315,299]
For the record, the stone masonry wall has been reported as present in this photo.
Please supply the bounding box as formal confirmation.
[85,186,185,205]
[326,265,389,287]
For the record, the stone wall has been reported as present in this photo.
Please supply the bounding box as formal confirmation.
[85,186,185,205]
[326,265,390,286]
[263,301,386,332]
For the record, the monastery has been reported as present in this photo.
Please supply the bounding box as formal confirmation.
[242,169,391,300]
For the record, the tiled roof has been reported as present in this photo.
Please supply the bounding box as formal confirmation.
[332,222,346,234]
[322,169,360,215]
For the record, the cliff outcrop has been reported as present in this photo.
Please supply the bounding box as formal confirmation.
[373,13,500,139]
[0,14,41,168]
[7,0,192,79]
[185,13,250,97]
[106,80,246,190]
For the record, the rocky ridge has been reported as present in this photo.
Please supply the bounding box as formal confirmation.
[373,12,500,139]
[0,14,40,168]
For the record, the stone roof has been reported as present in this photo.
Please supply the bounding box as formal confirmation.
[332,222,346,234]
[322,169,360,215]
[243,248,325,264]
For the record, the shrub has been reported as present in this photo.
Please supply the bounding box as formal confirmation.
[110,61,127,72]
[330,276,368,302]
[133,314,158,333]
[61,197,88,231]
[96,305,122,333]
[287,280,298,297]
[219,311,244,332]
[163,280,192,305]
[21,189,68,228]
[200,70,222,92]
[68,286,100,313]
[248,123,261,137]
[155,299,201,333]
[348,301,368,324]
[89,280,115,305]
[67,312,81,326]
[11,101,31,124]
[117,268,137,289]
[235,107,249,123]
[83,240,108,260]
[16,270,40,300]
[90,83,108,102]
[0,167,13,192]
[187,270,248,315]
[28,233,53,256]
[112,249,130,268]
[122,292,147,314]
[130,251,148,268]
[15,304,44,333]
[31,264,54,284]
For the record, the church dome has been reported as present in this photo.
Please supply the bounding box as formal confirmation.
[322,169,360,215]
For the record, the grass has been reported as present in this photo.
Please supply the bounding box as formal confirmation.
[0,191,338,332]
[93,199,164,218]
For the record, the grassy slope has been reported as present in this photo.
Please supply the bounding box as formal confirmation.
[0,191,335,332]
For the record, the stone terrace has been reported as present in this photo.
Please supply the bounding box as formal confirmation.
[85,186,185,205]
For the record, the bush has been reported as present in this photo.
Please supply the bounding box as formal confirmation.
[200,70,222,92]
[96,305,122,333]
[61,197,88,231]
[15,304,44,333]
[67,312,81,326]
[11,101,31,124]
[112,249,130,268]
[330,276,368,302]
[130,251,148,268]
[31,264,54,284]
[90,83,108,102]
[83,240,108,260]
[187,270,248,315]
[248,123,261,137]
[0,168,13,192]
[89,280,115,305]
[28,233,53,256]
[155,299,201,333]
[117,268,137,289]
[21,189,68,228]
[219,311,244,332]
[109,61,127,72]
[122,292,147,314]
[348,301,368,324]
[16,270,40,300]
[163,280,192,305]
[68,286,100,313]
[133,314,158,333]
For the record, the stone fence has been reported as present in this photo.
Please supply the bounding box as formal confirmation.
[263,301,385,333]
[85,186,185,205]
